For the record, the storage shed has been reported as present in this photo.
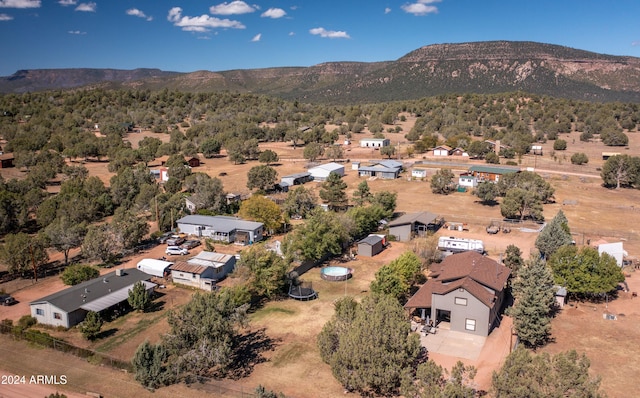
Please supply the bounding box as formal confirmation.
[308,162,345,181]
[137,259,174,278]
[388,212,442,242]
[357,235,385,257]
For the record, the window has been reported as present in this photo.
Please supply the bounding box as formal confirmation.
[36,308,44,316]
[192,274,196,278]
[465,319,476,331]
[455,297,467,306]
[54,312,62,320]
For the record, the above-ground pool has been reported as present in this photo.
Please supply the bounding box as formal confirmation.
[320,266,353,281]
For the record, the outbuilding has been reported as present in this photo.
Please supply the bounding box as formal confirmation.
[360,138,390,148]
[357,235,385,257]
[412,168,428,179]
[308,162,345,182]
[176,215,263,244]
[388,212,442,242]
[433,145,452,157]
[136,259,174,278]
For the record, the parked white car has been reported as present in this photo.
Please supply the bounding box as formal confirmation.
[166,246,188,256]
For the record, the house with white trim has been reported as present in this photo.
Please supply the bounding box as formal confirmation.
[176,215,263,244]
[30,268,155,328]
[360,138,390,148]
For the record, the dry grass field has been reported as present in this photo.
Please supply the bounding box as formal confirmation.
[1,120,640,397]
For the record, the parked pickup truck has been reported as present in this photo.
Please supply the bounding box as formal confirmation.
[486,221,500,234]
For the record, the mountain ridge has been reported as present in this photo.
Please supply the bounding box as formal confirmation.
[2,41,640,103]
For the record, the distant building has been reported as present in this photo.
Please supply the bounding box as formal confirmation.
[357,159,402,179]
[468,165,519,183]
[176,215,263,244]
[0,153,14,168]
[308,162,345,182]
[458,173,478,188]
[280,172,312,186]
[433,145,452,157]
[388,212,443,241]
[412,168,428,179]
[30,268,155,328]
[360,138,390,148]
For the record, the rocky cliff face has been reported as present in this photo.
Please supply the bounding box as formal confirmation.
[2,41,640,103]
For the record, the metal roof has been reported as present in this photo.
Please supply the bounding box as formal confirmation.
[30,268,152,313]
[176,215,263,231]
[169,261,210,274]
[80,281,156,312]
[358,235,383,245]
[468,165,520,174]
[388,212,439,227]
[281,172,311,179]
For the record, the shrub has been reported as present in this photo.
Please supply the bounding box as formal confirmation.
[570,152,589,165]
[18,315,37,329]
[61,264,100,286]
[553,139,567,150]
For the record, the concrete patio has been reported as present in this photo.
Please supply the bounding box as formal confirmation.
[412,322,487,360]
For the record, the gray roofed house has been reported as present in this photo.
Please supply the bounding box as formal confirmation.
[280,172,312,186]
[176,215,264,244]
[30,268,155,328]
[169,251,236,290]
[388,212,443,241]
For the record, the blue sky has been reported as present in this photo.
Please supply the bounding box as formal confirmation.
[1,0,639,76]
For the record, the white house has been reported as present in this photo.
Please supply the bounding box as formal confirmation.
[360,138,390,148]
[458,173,478,188]
[308,162,345,182]
[169,252,236,290]
[412,168,428,179]
[30,268,155,328]
[176,215,263,244]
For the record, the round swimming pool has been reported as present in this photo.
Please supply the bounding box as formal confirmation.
[320,266,353,281]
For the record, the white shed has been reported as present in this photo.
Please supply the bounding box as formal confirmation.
[412,168,427,179]
[598,242,626,267]
[360,138,390,148]
[137,259,174,278]
[308,162,345,181]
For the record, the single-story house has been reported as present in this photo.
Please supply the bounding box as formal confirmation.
[357,235,385,257]
[388,212,443,242]
[458,173,478,188]
[404,251,510,337]
[412,168,428,179]
[176,215,263,244]
[169,252,235,290]
[360,138,390,148]
[468,165,519,183]
[308,162,345,182]
[433,145,452,156]
[602,152,621,161]
[137,259,174,278]
[358,164,401,179]
[281,172,312,186]
[30,268,155,328]
[0,153,14,168]
[531,145,543,155]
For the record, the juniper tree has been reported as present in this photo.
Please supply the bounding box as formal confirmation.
[535,210,573,258]
[128,281,152,312]
[508,256,555,348]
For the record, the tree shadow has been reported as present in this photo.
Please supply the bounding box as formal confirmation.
[97,327,118,339]
[226,328,280,379]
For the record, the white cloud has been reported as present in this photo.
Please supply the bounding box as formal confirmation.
[68,30,86,34]
[126,8,152,21]
[0,12,13,20]
[168,7,245,32]
[58,0,75,5]
[384,7,391,14]
[251,33,261,42]
[401,0,440,16]
[309,27,350,39]
[209,1,255,15]
[261,8,285,19]
[75,2,95,12]
[633,41,640,47]
[0,0,40,8]
[289,31,295,36]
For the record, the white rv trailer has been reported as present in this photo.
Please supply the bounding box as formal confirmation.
[437,236,485,254]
